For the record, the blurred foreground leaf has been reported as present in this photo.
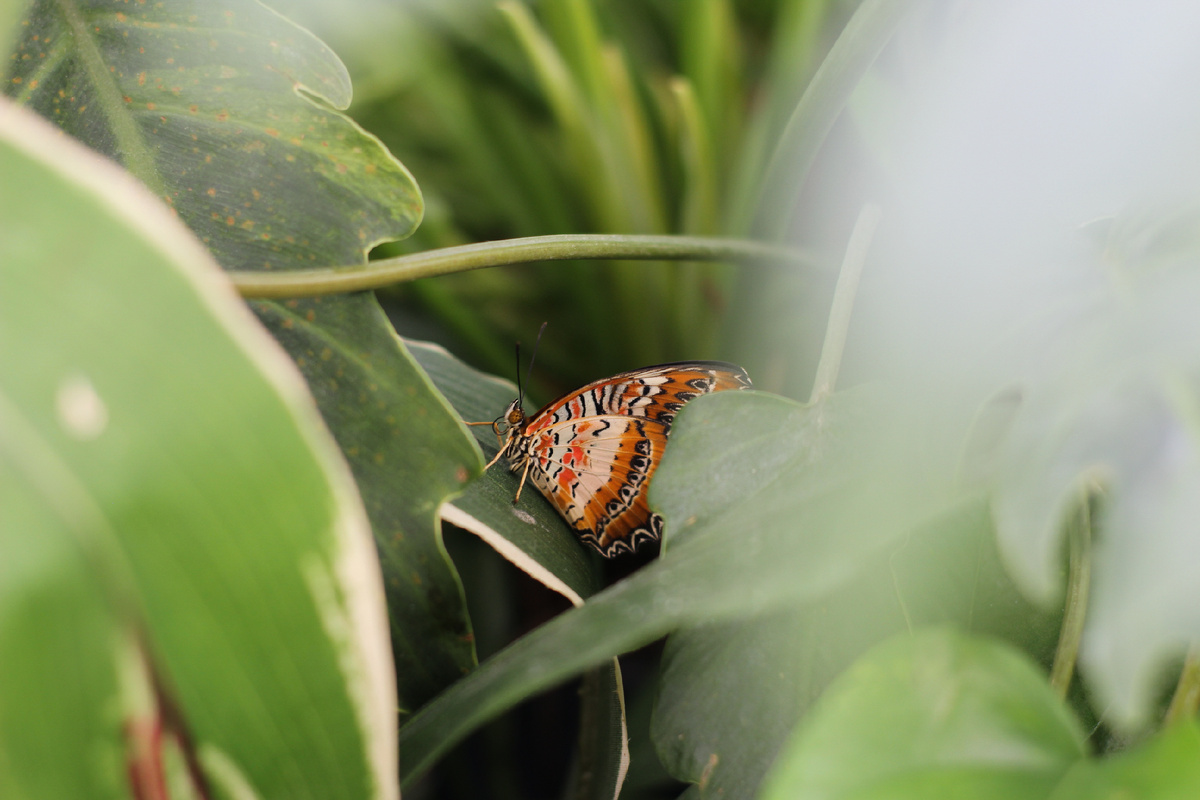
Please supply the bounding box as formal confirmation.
[1048,721,1200,800]
[0,100,395,798]
[757,629,1086,800]
[651,501,1060,798]
[4,0,480,711]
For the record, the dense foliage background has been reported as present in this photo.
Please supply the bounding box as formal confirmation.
[5,1,1200,798]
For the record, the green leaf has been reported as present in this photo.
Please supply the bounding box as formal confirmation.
[398,386,965,780]
[679,0,742,177]
[405,338,599,603]
[407,338,629,799]
[652,500,1062,799]
[6,0,421,268]
[757,629,1086,800]
[0,99,394,798]
[253,299,481,712]
[4,0,481,711]
[0,457,126,800]
[1048,721,1200,800]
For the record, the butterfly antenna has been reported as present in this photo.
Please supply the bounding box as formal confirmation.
[514,340,524,407]
[523,322,547,405]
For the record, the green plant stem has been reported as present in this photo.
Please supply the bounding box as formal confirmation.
[231,234,808,299]
[1166,647,1200,725]
[808,203,880,404]
[1049,493,1092,699]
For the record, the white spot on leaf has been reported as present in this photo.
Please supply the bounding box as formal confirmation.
[56,374,108,440]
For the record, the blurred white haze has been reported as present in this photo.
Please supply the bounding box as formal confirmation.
[842,1,1200,727]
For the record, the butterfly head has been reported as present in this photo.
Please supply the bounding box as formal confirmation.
[492,323,542,443]
[492,397,527,435]
[488,397,527,454]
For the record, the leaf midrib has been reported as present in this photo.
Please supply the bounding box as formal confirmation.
[54,0,166,196]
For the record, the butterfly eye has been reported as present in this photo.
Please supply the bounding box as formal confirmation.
[506,407,525,426]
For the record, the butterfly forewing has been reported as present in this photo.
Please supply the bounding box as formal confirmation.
[503,362,751,557]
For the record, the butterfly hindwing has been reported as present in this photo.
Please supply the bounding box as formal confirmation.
[523,415,668,557]
[505,361,751,557]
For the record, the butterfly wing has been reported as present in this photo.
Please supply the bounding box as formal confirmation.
[516,362,751,556]
[524,361,752,436]
[521,414,667,557]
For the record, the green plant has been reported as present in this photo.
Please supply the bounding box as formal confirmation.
[5,1,1200,799]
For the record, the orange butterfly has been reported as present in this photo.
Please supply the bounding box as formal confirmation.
[473,361,752,557]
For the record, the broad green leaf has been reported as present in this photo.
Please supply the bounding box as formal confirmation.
[5,0,421,268]
[652,500,1061,799]
[757,629,1086,800]
[0,100,394,798]
[407,338,629,799]
[406,338,598,602]
[1048,721,1200,800]
[252,299,479,712]
[4,0,480,711]
[398,386,965,780]
[0,455,126,800]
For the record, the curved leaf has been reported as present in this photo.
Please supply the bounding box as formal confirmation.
[0,99,394,798]
[398,385,969,780]
[407,338,629,799]
[1048,721,1200,800]
[651,500,1061,799]
[4,0,481,711]
[406,338,597,601]
[6,0,421,267]
[757,629,1085,800]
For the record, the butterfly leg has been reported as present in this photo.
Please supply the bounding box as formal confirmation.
[482,447,507,472]
[512,458,533,505]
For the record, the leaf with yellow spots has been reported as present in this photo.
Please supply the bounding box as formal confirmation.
[4,0,421,267]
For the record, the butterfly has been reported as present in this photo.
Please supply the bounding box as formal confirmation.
[471,361,752,557]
